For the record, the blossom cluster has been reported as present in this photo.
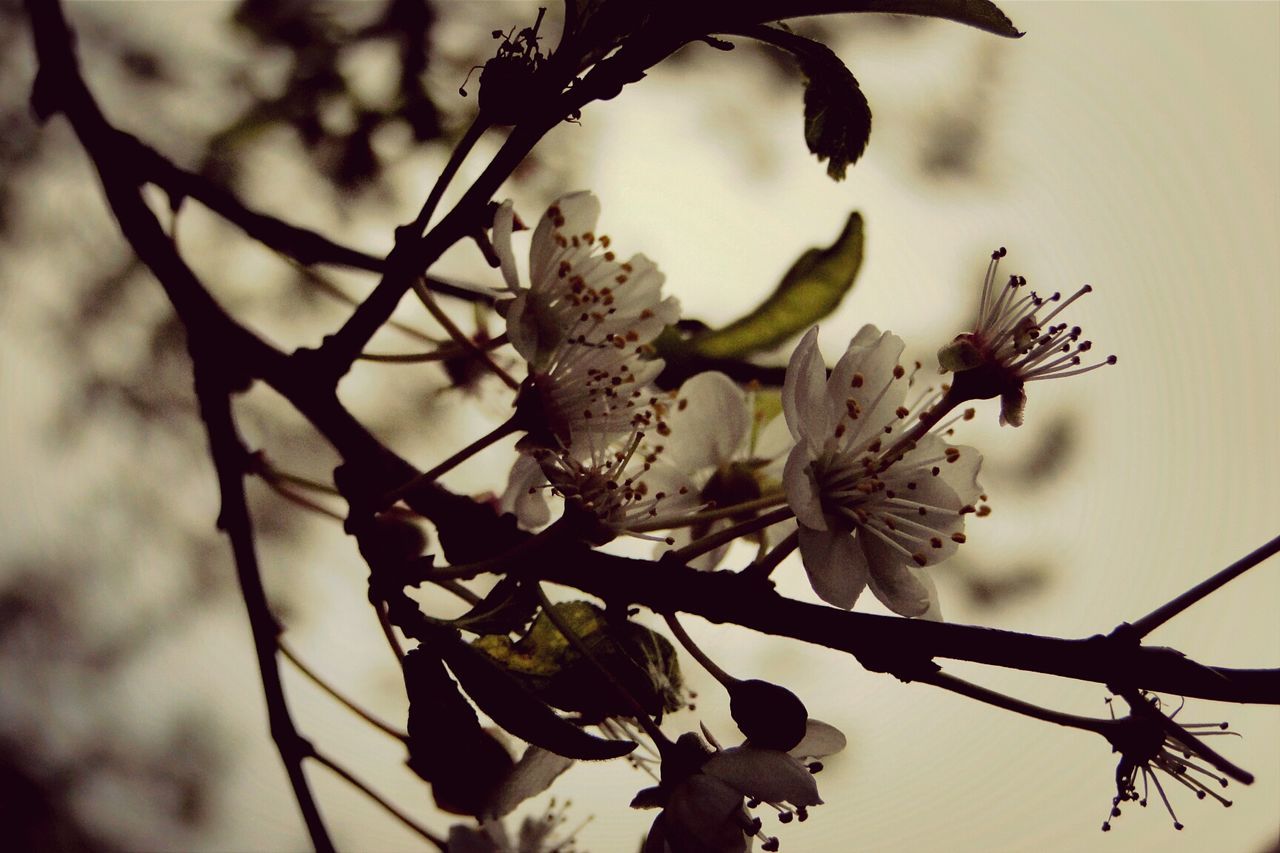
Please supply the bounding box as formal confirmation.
[481,192,1113,849]
[493,193,1110,620]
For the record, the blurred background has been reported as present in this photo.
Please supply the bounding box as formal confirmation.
[1,1,1277,851]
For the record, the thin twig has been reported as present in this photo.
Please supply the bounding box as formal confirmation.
[312,751,446,850]
[411,116,489,234]
[196,381,337,852]
[281,642,408,742]
[1125,533,1280,639]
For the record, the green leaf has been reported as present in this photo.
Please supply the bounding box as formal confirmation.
[474,602,686,721]
[686,212,865,359]
[437,629,636,760]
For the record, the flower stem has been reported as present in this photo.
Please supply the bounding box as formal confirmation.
[663,612,739,688]
[742,529,800,581]
[1124,532,1280,639]
[628,491,789,533]
[671,506,795,563]
[281,642,407,742]
[358,332,509,364]
[412,277,520,390]
[378,416,518,510]
[918,669,1112,735]
[311,751,446,850]
[533,583,672,751]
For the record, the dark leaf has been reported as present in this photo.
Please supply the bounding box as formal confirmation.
[402,647,514,816]
[710,0,1022,39]
[448,575,538,635]
[438,631,636,760]
[685,212,864,358]
[799,41,871,179]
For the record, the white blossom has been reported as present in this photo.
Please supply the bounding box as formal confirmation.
[782,325,984,618]
[492,192,680,454]
[939,247,1115,426]
[642,371,790,569]
[640,720,846,853]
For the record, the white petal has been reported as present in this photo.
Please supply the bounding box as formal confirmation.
[825,323,884,409]
[797,525,868,609]
[782,327,830,447]
[704,747,823,807]
[530,191,600,287]
[783,446,826,531]
[665,372,751,471]
[840,327,908,437]
[789,719,847,759]
[500,455,551,529]
[503,291,541,366]
[752,411,794,466]
[859,532,935,617]
[492,200,521,293]
[488,746,574,817]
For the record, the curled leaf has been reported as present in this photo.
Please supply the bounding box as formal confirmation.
[686,213,864,358]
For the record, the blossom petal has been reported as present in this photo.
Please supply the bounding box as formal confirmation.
[783,446,826,531]
[488,746,574,817]
[859,531,937,618]
[704,746,823,807]
[503,291,541,365]
[492,200,521,292]
[789,719,847,759]
[500,454,551,529]
[835,326,908,442]
[530,191,600,287]
[782,326,830,447]
[797,524,868,609]
[665,372,751,471]
[752,411,794,467]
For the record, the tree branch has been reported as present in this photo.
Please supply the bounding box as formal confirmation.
[195,370,336,853]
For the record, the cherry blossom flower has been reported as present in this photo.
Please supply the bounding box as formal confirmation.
[782,325,984,618]
[641,371,791,569]
[492,192,680,453]
[500,425,700,544]
[938,247,1115,426]
[637,720,846,853]
[1101,694,1241,833]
